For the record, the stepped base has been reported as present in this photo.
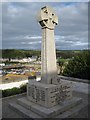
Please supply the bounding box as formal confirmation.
[9,96,83,118]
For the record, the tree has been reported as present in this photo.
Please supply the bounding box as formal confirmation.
[57,58,65,75]
[63,50,90,80]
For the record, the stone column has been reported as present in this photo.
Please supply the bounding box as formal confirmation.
[41,28,57,84]
[37,6,58,84]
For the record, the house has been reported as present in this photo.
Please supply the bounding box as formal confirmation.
[0,63,5,67]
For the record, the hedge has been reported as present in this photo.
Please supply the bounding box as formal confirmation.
[2,84,27,97]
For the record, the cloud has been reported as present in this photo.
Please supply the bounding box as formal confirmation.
[2,2,88,50]
[21,41,41,45]
[24,35,42,40]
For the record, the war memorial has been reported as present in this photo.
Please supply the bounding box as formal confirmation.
[9,6,83,118]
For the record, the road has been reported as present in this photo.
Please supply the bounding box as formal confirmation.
[0,80,28,90]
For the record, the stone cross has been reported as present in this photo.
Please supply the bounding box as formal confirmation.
[37,6,58,84]
[26,6,72,109]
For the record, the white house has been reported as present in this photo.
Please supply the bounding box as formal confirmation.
[0,63,5,67]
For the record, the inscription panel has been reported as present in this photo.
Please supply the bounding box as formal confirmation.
[28,85,45,103]
[50,85,71,104]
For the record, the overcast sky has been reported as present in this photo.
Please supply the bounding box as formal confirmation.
[2,2,88,50]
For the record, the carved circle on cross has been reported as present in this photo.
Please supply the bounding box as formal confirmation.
[37,6,58,29]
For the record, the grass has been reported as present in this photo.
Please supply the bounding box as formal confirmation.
[1,72,36,83]
[2,73,27,82]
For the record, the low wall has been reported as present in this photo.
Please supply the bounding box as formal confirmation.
[59,75,89,84]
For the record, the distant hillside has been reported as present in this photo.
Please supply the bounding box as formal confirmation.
[0,49,89,59]
[2,49,40,59]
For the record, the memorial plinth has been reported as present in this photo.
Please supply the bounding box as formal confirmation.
[27,80,72,108]
[9,6,83,118]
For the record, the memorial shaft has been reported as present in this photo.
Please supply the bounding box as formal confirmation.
[41,28,57,84]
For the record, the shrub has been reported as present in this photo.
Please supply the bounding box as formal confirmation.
[63,50,90,79]
[2,84,27,97]
[20,84,27,93]
[2,87,21,97]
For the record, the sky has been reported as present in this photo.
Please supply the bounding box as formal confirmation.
[2,2,88,50]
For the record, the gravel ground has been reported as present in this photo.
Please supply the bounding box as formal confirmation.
[1,90,89,119]
[71,91,89,118]
[2,93,26,119]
